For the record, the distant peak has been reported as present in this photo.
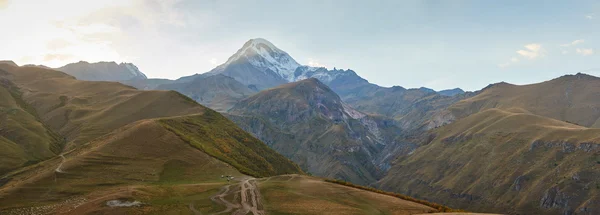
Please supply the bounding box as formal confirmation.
[248,38,276,46]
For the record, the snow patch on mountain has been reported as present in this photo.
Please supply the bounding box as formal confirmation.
[219,38,301,82]
[292,66,357,84]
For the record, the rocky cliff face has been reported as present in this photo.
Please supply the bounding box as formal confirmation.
[227,78,403,185]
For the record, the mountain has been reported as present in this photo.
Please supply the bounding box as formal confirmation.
[438,88,465,96]
[378,108,600,215]
[0,63,451,215]
[377,74,600,214]
[0,63,63,174]
[57,61,148,81]
[157,74,257,112]
[202,38,300,90]
[0,63,206,151]
[448,73,600,127]
[227,78,404,185]
[292,66,473,131]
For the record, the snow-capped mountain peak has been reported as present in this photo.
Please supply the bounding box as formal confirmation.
[221,38,301,82]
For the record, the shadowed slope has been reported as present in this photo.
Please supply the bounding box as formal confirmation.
[157,74,257,112]
[228,78,403,185]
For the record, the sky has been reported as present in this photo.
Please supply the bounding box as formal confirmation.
[0,0,599,91]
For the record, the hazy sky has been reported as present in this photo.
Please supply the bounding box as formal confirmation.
[1,0,599,91]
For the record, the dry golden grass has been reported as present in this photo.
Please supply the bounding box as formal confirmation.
[259,174,436,215]
[1,65,205,149]
[380,108,600,214]
[0,119,243,209]
[449,73,600,128]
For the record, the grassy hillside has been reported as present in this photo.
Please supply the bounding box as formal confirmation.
[158,110,303,177]
[0,110,302,211]
[0,119,245,212]
[378,108,600,214]
[449,73,600,128]
[0,64,205,149]
[258,175,437,215]
[0,67,64,175]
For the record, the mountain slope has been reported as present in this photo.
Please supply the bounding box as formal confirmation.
[293,66,472,131]
[157,74,257,112]
[449,73,600,127]
[0,65,204,149]
[0,113,301,213]
[228,78,403,185]
[0,64,64,174]
[378,108,600,215]
[58,61,147,81]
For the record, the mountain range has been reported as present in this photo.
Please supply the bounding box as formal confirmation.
[2,37,600,215]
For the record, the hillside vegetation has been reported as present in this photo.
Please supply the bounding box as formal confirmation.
[159,110,303,177]
[379,108,600,214]
[0,67,64,174]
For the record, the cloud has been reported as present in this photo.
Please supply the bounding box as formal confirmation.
[209,58,218,65]
[586,14,594,20]
[576,48,594,56]
[516,43,543,59]
[307,58,325,67]
[560,39,585,47]
[499,44,543,68]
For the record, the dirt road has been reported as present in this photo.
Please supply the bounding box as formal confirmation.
[210,178,265,215]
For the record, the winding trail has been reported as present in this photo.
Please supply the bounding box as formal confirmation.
[209,184,240,215]
[188,203,203,215]
[55,155,66,173]
[210,178,264,215]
